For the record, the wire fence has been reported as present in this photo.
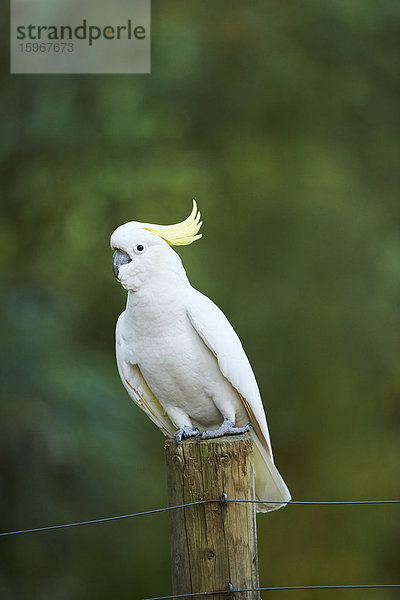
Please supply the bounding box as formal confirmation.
[0,496,399,537]
[1,495,399,598]
[143,584,400,600]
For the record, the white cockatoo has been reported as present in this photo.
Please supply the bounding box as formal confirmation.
[111,201,290,512]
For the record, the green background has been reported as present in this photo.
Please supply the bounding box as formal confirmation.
[1,2,399,599]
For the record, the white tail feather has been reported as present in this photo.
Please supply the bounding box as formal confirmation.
[251,431,291,513]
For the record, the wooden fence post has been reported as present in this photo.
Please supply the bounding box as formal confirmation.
[165,434,260,600]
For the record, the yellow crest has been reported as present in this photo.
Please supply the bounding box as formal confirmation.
[145,200,203,246]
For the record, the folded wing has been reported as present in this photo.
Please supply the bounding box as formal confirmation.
[185,288,291,511]
[116,313,175,437]
[185,288,273,457]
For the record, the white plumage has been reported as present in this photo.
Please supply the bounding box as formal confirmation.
[111,202,290,512]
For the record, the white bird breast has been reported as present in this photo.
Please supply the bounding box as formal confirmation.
[120,292,247,431]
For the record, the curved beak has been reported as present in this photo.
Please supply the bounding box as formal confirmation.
[112,249,132,279]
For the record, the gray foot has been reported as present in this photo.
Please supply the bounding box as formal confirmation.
[196,418,252,440]
[175,426,200,445]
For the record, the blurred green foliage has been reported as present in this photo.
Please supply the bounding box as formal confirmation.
[1,1,399,599]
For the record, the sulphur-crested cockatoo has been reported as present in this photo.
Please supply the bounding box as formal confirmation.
[111,201,290,512]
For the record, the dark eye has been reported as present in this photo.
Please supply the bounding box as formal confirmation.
[133,243,146,255]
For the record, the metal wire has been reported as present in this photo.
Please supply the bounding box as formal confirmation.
[1,497,399,599]
[231,499,400,505]
[143,584,400,600]
[1,497,399,537]
[0,499,218,537]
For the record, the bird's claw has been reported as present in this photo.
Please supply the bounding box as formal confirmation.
[196,420,253,440]
[175,426,200,445]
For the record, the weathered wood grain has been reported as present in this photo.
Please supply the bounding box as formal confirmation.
[165,435,260,600]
